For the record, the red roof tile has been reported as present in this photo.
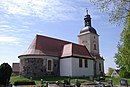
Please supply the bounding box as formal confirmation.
[91,54,104,60]
[96,55,104,60]
[20,35,69,57]
[72,43,92,59]
[61,43,92,59]
[19,35,92,59]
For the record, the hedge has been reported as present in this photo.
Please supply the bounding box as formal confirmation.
[14,81,35,85]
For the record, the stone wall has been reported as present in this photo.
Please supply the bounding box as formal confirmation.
[19,56,59,78]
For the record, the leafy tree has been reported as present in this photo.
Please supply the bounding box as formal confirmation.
[114,12,130,77]
[90,0,130,77]
[90,0,130,23]
[107,67,114,76]
[0,63,12,85]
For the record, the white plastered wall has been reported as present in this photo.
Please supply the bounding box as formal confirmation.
[60,58,72,76]
[96,60,104,75]
[60,57,94,77]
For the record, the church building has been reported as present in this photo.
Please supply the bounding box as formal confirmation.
[18,11,104,78]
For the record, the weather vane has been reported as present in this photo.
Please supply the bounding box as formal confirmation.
[86,8,88,15]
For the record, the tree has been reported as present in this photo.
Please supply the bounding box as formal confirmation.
[90,0,130,77]
[90,0,130,23]
[0,63,12,85]
[114,12,130,77]
[107,67,114,76]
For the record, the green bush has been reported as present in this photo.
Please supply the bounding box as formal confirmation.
[119,69,130,78]
[14,81,35,85]
[0,63,12,85]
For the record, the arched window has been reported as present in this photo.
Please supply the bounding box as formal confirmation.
[94,44,97,50]
[94,36,95,39]
[47,60,53,71]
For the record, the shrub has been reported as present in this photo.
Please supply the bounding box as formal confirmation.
[0,63,12,85]
[14,81,35,85]
[119,69,130,78]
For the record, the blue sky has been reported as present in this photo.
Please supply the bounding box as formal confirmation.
[0,0,122,73]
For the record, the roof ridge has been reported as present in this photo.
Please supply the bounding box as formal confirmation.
[36,34,86,47]
[36,34,71,44]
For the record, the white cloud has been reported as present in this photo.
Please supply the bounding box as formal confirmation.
[0,0,90,21]
[0,25,12,28]
[0,36,20,44]
[0,0,102,37]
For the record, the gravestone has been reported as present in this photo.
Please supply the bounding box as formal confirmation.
[108,79,113,87]
[120,79,128,87]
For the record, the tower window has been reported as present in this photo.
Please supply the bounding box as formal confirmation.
[47,59,53,71]
[94,36,95,39]
[84,59,88,68]
[94,44,97,50]
[79,59,82,68]
[99,63,101,71]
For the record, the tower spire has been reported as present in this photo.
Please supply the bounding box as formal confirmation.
[84,9,91,27]
[86,8,88,15]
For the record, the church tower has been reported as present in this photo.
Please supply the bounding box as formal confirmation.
[78,10,104,76]
[78,10,99,56]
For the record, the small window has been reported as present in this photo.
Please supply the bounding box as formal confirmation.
[47,60,53,71]
[99,63,101,71]
[84,59,88,68]
[94,36,95,39]
[94,44,97,50]
[79,59,82,68]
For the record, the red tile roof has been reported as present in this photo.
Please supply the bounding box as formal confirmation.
[20,35,70,56]
[19,35,93,59]
[95,55,104,60]
[91,54,104,60]
[61,43,92,59]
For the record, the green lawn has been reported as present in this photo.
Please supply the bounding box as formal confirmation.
[10,76,32,84]
[10,76,130,85]
[10,76,91,85]
[105,76,130,85]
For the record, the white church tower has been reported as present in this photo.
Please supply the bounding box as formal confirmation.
[78,10,104,76]
[78,10,99,55]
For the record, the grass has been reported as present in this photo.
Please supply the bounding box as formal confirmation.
[36,76,92,84]
[105,76,130,85]
[10,76,32,84]
[10,76,91,85]
[10,76,130,85]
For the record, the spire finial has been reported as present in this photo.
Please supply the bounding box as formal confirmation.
[86,8,88,15]
[84,8,91,27]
